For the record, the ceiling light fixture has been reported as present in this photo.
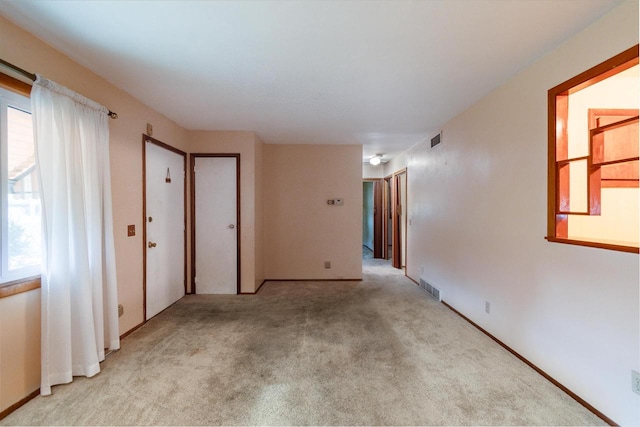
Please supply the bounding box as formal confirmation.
[369,154,383,166]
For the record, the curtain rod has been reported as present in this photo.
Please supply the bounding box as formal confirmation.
[0,58,118,119]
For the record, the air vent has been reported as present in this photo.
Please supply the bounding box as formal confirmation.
[419,277,442,302]
[430,132,442,148]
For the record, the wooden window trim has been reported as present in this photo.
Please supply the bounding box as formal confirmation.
[0,72,31,97]
[0,276,41,298]
[545,237,639,254]
[547,44,639,253]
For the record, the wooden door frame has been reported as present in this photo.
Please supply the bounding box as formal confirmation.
[142,134,187,321]
[391,169,408,270]
[382,175,392,260]
[190,153,241,295]
[363,179,383,258]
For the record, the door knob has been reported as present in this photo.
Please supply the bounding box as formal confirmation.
[148,241,157,248]
[228,224,235,229]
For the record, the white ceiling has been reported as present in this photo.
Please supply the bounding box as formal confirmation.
[0,0,621,160]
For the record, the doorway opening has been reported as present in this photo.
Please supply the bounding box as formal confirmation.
[190,154,241,294]
[362,179,382,259]
[383,175,392,260]
[391,169,407,271]
[362,170,408,272]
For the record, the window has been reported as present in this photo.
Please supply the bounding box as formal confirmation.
[547,45,639,253]
[0,86,41,282]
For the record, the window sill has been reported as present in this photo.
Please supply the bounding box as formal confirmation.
[0,276,41,299]
[545,236,639,254]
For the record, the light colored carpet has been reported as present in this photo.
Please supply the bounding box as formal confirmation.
[2,250,604,426]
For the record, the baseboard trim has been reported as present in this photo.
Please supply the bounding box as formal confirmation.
[0,388,39,421]
[240,278,362,294]
[239,279,268,295]
[119,320,146,340]
[121,297,185,337]
[263,278,362,282]
[441,301,617,426]
[224,278,364,295]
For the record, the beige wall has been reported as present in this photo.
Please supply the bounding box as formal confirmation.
[383,151,408,176]
[404,2,638,425]
[0,290,40,413]
[187,131,262,294]
[264,144,362,280]
[254,135,265,290]
[0,15,190,413]
[362,163,384,178]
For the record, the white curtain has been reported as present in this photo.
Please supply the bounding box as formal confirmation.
[31,75,120,396]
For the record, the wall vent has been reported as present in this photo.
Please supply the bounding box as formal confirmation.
[430,132,442,148]
[419,277,442,302]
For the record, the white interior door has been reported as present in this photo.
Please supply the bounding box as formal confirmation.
[194,156,238,294]
[146,141,185,319]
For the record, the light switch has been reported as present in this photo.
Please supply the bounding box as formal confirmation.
[127,225,135,236]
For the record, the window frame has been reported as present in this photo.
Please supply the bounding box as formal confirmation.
[0,72,41,296]
[547,44,639,254]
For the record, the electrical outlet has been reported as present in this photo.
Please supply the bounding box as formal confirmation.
[485,301,491,314]
[632,370,640,395]
[118,304,124,317]
[324,261,331,269]
[127,225,135,237]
